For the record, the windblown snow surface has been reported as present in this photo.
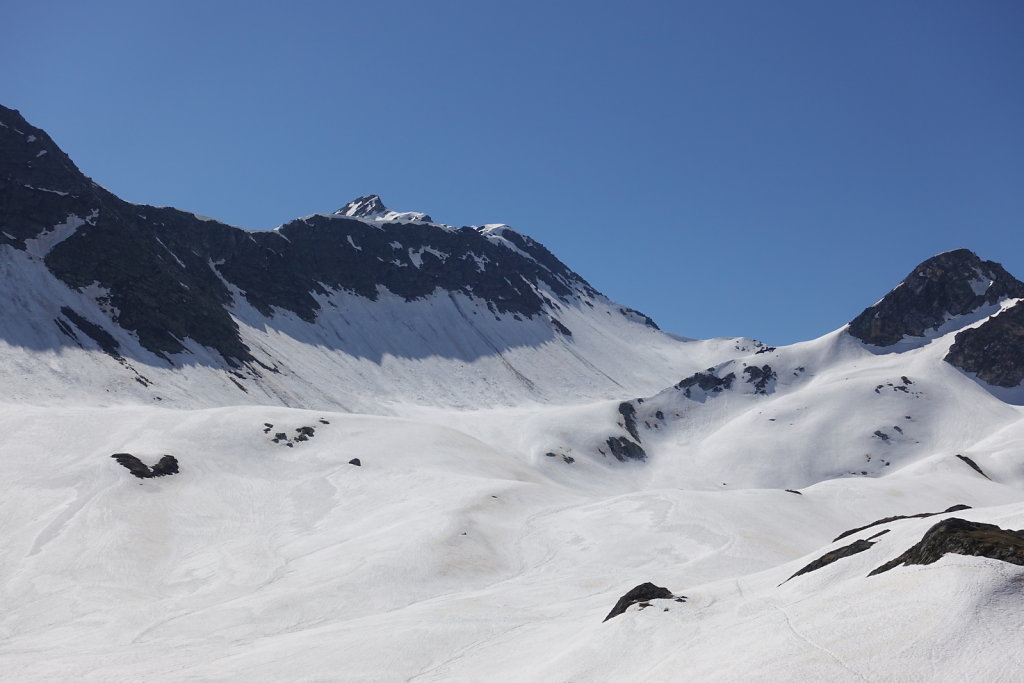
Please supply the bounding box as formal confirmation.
[2,280,1024,681]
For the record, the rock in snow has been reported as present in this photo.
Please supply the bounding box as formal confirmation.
[869,518,1024,576]
[603,582,677,621]
[111,453,180,479]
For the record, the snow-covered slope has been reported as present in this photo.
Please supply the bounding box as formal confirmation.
[1,402,1021,681]
[2,104,1024,682]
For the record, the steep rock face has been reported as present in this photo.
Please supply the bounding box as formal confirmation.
[847,249,1024,347]
[945,300,1024,387]
[0,106,100,249]
[1,104,654,369]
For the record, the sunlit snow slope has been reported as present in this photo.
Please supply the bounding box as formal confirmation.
[2,104,1024,682]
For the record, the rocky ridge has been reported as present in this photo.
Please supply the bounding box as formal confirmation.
[0,104,655,372]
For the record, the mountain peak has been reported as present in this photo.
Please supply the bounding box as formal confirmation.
[848,249,1024,347]
[334,194,432,224]
[335,194,388,218]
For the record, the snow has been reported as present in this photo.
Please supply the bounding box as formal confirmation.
[0,397,1020,681]
[969,272,993,296]
[25,134,36,142]
[35,149,47,158]
[22,184,69,196]
[476,224,538,262]
[22,214,86,257]
[408,246,447,268]
[1,236,1023,680]
[154,236,187,269]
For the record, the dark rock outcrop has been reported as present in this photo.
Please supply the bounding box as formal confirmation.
[59,306,120,357]
[603,582,675,622]
[869,518,1024,576]
[605,436,647,462]
[955,454,991,479]
[944,300,1024,387]
[743,364,776,394]
[783,539,875,583]
[847,250,1024,347]
[111,453,179,479]
[348,458,361,466]
[833,504,972,542]
[676,369,735,397]
[617,401,640,441]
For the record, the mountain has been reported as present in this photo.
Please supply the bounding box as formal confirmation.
[2,105,1024,682]
[0,103,740,410]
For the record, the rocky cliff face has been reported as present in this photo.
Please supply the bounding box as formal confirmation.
[847,249,1024,347]
[1,104,652,369]
[945,300,1024,387]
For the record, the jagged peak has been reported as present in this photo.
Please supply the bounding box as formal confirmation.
[333,194,432,224]
[848,249,1024,347]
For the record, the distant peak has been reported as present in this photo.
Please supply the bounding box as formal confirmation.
[334,195,432,224]
[336,194,388,218]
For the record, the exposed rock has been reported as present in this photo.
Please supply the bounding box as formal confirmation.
[783,539,875,583]
[549,317,573,336]
[955,454,991,479]
[605,436,646,462]
[603,582,675,622]
[834,504,972,542]
[111,453,179,479]
[348,458,361,466]
[617,401,640,441]
[945,299,1024,387]
[59,306,120,357]
[869,518,1024,576]
[676,369,735,397]
[847,249,1024,347]
[743,364,776,394]
[785,489,803,495]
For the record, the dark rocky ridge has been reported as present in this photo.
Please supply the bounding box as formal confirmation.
[944,300,1024,387]
[1,104,654,367]
[783,539,875,583]
[848,249,1024,347]
[833,504,972,543]
[869,518,1024,576]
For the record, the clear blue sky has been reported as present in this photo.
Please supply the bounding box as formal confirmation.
[3,1,1022,344]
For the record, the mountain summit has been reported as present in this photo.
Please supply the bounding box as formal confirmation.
[334,194,433,223]
[847,248,1024,347]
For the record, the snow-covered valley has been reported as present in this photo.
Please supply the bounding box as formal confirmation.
[2,378,1023,681]
[2,103,1024,681]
